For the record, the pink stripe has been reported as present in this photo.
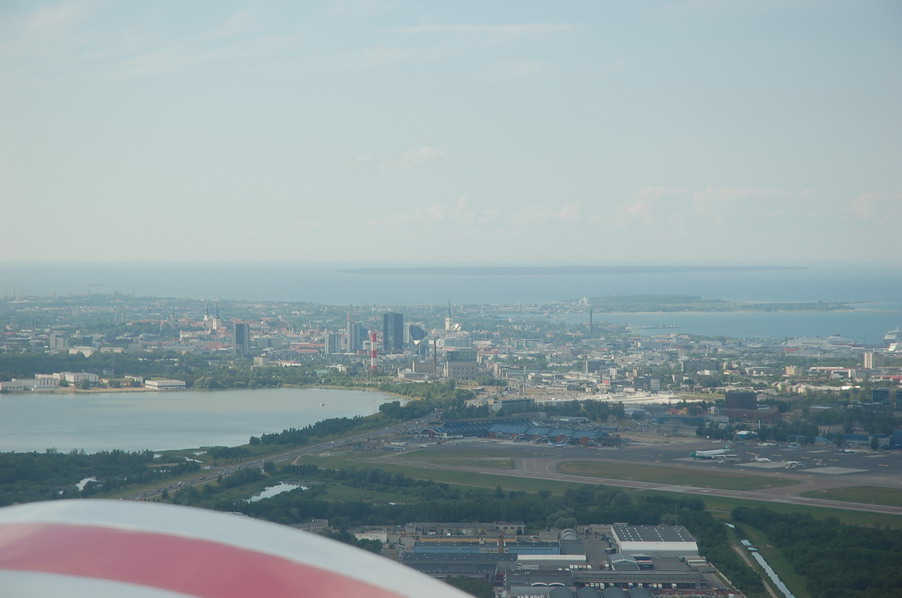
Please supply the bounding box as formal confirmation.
[0,522,405,598]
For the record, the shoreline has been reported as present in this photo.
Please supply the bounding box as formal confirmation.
[0,384,406,397]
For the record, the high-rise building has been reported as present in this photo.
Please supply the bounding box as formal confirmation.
[345,316,366,353]
[346,314,355,353]
[405,323,427,345]
[355,324,367,350]
[724,390,756,410]
[233,322,250,356]
[49,333,68,352]
[864,351,884,369]
[405,323,429,357]
[323,332,342,355]
[383,312,404,353]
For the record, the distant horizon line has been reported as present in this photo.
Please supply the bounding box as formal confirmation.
[3,260,899,267]
[341,265,806,276]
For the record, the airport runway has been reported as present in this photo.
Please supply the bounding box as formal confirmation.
[390,438,902,517]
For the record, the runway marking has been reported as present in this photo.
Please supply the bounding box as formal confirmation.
[805,467,868,475]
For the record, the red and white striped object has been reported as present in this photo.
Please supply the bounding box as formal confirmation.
[0,500,469,598]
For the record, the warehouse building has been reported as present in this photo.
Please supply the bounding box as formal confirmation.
[610,525,698,557]
[396,523,722,595]
[144,378,186,391]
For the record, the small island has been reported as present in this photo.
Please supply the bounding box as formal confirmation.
[572,295,851,313]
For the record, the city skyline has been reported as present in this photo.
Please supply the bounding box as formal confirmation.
[2,1,900,264]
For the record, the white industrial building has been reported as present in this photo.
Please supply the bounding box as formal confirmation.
[145,379,186,391]
[611,525,698,557]
[55,371,100,385]
[0,377,59,392]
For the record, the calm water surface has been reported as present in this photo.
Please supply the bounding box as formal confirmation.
[3,262,901,343]
[3,262,900,305]
[525,308,902,345]
[0,388,392,453]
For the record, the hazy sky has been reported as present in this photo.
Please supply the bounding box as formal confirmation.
[3,1,900,264]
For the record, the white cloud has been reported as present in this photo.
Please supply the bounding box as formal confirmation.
[381,146,446,172]
[605,58,628,74]
[0,1,88,62]
[389,23,584,41]
[204,10,254,40]
[261,41,463,77]
[609,185,832,232]
[513,203,584,226]
[21,2,86,37]
[481,60,550,81]
[1,3,451,86]
[289,218,326,234]
[344,153,375,169]
[378,198,586,231]
[690,186,819,223]
[613,186,688,226]
[98,33,296,81]
[846,192,902,224]
[324,0,402,19]
[390,195,500,227]
[559,202,582,224]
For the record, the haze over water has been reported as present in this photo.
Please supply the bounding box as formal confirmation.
[3,262,900,305]
[3,262,900,345]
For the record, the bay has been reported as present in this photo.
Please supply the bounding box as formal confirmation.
[3,262,901,305]
[2,262,901,343]
[0,388,393,453]
[530,307,902,346]
[603,309,901,345]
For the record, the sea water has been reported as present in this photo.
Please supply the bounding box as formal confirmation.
[2,262,898,344]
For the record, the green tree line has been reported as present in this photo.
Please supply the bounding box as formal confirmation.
[733,506,902,597]
[0,449,199,506]
[179,464,764,596]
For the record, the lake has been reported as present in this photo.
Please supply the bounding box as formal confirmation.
[0,388,393,453]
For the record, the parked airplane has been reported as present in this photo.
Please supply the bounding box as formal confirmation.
[784,461,802,468]
[690,444,731,459]
[752,456,771,463]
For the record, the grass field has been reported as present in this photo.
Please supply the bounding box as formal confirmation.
[800,485,902,508]
[318,483,423,504]
[696,493,902,529]
[735,523,812,598]
[557,460,797,491]
[300,451,902,529]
